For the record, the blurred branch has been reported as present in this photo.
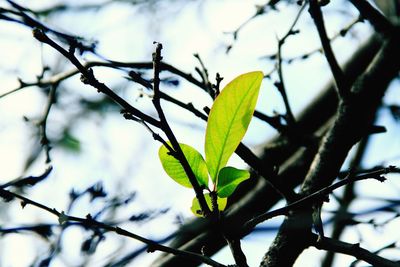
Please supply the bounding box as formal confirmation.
[0,187,226,267]
[1,0,96,53]
[0,166,53,189]
[36,84,57,163]
[0,59,282,130]
[32,28,161,128]
[0,224,54,239]
[349,0,396,36]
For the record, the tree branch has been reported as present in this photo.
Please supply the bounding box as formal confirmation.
[260,31,400,267]
[349,0,395,35]
[0,188,226,267]
[309,0,348,98]
[32,28,161,128]
[151,43,210,216]
[314,234,399,267]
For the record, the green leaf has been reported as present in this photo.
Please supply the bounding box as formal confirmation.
[216,167,250,198]
[58,132,81,152]
[205,71,263,182]
[159,143,208,188]
[190,193,228,217]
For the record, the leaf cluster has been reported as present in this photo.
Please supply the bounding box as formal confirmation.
[159,72,263,216]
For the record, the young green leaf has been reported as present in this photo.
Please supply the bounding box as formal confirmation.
[159,143,208,188]
[216,166,250,198]
[205,71,263,182]
[190,193,227,217]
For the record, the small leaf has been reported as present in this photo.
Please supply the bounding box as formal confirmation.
[190,193,227,217]
[159,143,208,188]
[58,132,81,152]
[205,71,263,182]
[217,167,250,198]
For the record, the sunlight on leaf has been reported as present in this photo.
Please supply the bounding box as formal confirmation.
[190,193,227,217]
[205,71,263,182]
[159,143,209,188]
[216,166,250,198]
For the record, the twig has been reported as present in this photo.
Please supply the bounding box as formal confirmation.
[244,166,396,230]
[0,166,53,189]
[274,2,308,125]
[313,233,399,267]
[309,0,348,98]
[224,0,282,53]
[3,0,96,53]
[151,43,211,216]
[31,28,160,128]
[261,16,362,63]
[194,53,215,99]
[1,59,281,130]
[0,60,202,100]
[0,188,226,267]
[36,83,57,163]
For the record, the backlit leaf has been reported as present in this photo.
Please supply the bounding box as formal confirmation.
[205,71,263,182]
[216,166,250,198]
[159,143,208,188]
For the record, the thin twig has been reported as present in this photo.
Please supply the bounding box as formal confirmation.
[224,0,282,53]
[261,16,362,63]
[37,83,57,163]
[244,166,397,230]
[194,53,215,99]
[0,59,279,130]
[3,0,96,53]
[31,28,160,128]
[274,2,307,125]
[309,0,348,99]
[151,43,210,216]
[313,233,399,267]
[0,188,226,267]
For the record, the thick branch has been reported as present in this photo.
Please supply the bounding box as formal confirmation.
[260,32,400,267]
